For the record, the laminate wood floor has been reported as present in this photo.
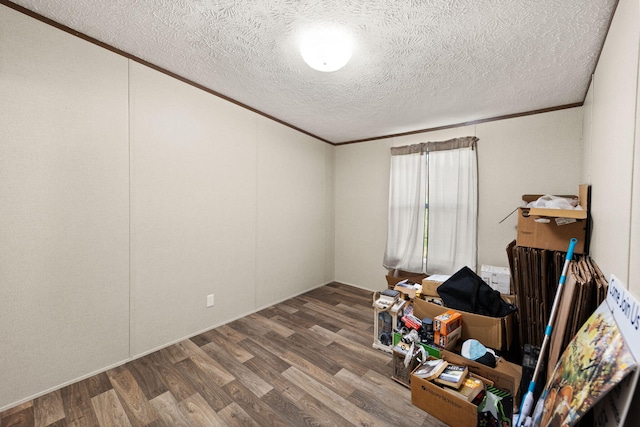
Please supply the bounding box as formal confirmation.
[0,282,446,427]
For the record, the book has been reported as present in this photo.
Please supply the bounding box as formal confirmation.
[444,375,485,402]
[434,364,468,389]
[412,358,448,381]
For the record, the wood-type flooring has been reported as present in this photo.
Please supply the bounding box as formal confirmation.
[0,282,446,427]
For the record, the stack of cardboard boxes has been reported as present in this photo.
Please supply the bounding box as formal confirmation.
[404,282,520,426]
[385,186,590,426]
[381,265,521,426]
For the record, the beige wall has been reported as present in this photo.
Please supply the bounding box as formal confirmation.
[255,115,331,306]
[335,108,583,290]
[0,6,130,409]
[335,126,472,289]
[580,2,640,418]
[476,110,583,266]
[129,63,261,355]
[582,0,639,294]
[0,5,334,410]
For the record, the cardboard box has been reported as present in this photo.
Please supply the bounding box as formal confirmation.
[441,349,521,394]
[525,184,589,220]
[421,274,450,297]
[517,184,589,254]
[502,294,516,305]
[393,281,422,300]
[517,211,587,253]
[413,297,514,350]
[434,310,462,335]
[411,350,521,427]
[392,343,420,387]
[386,269,427,289]
[435,327,461,349]
[480,265,511,295]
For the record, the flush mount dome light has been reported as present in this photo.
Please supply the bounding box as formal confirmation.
[299,27,353,72]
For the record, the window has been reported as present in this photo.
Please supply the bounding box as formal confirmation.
[383,137,478,275]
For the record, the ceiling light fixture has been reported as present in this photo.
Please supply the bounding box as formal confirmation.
[299,26,353,72]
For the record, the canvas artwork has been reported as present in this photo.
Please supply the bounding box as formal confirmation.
[531,301,637,427]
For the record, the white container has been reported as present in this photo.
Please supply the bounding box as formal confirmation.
[480,265,511,295]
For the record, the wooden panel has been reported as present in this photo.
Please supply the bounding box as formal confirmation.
[149,391,192,427]
[221,381,289,426]
[196,329,254,364]
[0,405,35,427]
[107,367,158,427]
[281,366,383,426]
[82,372,113,399]
[201,344,273,398]
[145,351,198,403]
[172,358,234,412]
[124,357,169,401]
[174,340,235,387]
[91,389,132,427]
[33,390,64,427]
[178,393,225,426]
[217,402,260,427]
[60,382,100,426]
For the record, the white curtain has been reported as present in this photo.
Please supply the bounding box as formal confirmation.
[383,137,478,275]
[382,146,427,273]
[426,144,478,274]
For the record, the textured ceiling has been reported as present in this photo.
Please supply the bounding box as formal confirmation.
[6,0,618,144]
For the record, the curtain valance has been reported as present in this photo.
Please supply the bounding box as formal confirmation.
[390,136,478,156]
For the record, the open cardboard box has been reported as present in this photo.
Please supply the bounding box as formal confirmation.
[385,269,427,289]
[525,184,588,220]
[421,274,450,297]
[411,349,521,427]
[413,297,514,351]
[393,281,422,300]
[517,184,589,253]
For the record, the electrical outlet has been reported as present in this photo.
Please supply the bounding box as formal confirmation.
[206,294,214,308]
